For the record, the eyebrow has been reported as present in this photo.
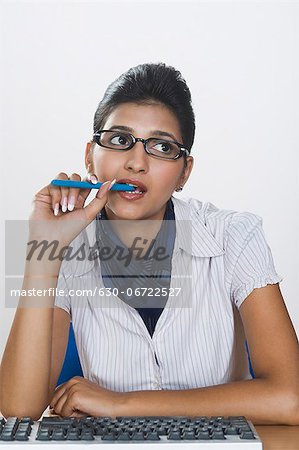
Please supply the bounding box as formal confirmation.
[107,125,178,142]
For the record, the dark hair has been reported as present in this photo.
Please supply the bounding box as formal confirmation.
[93,62,195,167]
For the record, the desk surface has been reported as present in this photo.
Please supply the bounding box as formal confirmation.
[256,425,299,450]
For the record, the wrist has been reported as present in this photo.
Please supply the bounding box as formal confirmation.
[25,234,70,274]
[24,255,62,277]
[110,392,130,418]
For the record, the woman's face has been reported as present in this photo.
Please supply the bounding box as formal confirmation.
[85,102,193,221]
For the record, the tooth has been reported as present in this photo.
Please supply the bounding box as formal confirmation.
[128,190,143,194]
[128,183,144,190]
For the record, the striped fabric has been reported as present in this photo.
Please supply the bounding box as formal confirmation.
[98,197,176,337]
[54,196,283,391]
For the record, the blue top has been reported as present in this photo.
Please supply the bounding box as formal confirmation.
[95,198,176,337]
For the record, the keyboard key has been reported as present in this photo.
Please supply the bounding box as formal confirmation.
[184,431,197,440]
[226,426,239,435]
[66,430,80,440]
[94,425,106,436]
[0,417,19,441]
[80,430,94,440]
[15,430,29,441]
[36,430,51,441]
[131,431,146,440]
[41,417,74,426]
[52,429,66,440]
[20,418,34,425]
[240,430,256,440]
[238,425,252,432]
[197,431,211,440]
[102,433,117,441]
[0,431,15,441]
[168,431,181,440]
[146,432,160,441]
[211,430,225,439]
[156,426,167,435]
[116,432,131,441]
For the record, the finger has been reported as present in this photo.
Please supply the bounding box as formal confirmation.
[69,410,87,418]
[83,179,115,223]
[59,389,83,417]
[75,173,99,207]
[50,376,83,408]
[67,173,81,212]
[55,382,82,417]
[51,383,80,416]
[50,384,68,410]
[86,172,98,185]
[55,173,70,213]
[51,391,70,417]
[48,172,69,216]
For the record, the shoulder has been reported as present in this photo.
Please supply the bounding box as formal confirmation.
[172,195,264,249]
[173,195,262,229]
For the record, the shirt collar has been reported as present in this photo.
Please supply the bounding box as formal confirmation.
[171,196,225,257]
[71,196,225,276]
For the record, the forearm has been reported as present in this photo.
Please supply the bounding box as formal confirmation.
[120,378,298,425]
[0,256,61,420]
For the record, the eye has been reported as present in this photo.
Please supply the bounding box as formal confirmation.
[110,133,130,146]
[152,141,173,153]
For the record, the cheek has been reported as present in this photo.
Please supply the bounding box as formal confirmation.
[92,152,120,178]
[153,164,182,187]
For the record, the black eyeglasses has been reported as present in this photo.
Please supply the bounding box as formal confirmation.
[92,130,190,160]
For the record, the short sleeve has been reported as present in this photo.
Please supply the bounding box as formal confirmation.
[229,214,283,309]
[54,263,71,316]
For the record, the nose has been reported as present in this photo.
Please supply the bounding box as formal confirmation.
[124,140,149,173]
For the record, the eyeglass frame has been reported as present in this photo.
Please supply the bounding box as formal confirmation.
[92,129,190,160]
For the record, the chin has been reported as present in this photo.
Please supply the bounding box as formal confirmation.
[106,202,146,220]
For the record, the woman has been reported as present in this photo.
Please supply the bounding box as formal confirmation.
[0,63,298,425]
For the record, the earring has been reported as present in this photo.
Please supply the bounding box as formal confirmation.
[175,185,184,192]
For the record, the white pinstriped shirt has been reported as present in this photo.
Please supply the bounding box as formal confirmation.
[54,196,283,391]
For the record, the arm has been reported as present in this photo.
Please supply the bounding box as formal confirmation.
[0,172,112,420]
[118,284,299,425]
[0,255,70,421]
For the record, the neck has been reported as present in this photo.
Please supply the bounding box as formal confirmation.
[104,203,168,256]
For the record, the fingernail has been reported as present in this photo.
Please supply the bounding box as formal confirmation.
[90,175,98,184]
[68,196,75,211]
[54,203,59,216]
[108,178,117,190]
[62,197,68,213]
[98,181,110,199]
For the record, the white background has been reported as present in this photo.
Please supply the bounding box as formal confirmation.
[0,0,298,359]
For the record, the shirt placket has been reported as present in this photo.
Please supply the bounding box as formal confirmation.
[126,306,163,389]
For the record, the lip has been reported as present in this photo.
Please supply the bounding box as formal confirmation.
[117,178,148,193]
[117,190,146,201]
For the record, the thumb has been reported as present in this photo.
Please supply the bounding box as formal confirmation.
[83,180,114,222]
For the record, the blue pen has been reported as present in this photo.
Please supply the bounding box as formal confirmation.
[50,179,136,191]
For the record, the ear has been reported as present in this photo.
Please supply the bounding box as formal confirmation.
[85,142,94,172]
[180,156,194,185]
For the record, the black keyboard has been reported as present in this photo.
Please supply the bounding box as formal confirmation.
[0,415,263,448]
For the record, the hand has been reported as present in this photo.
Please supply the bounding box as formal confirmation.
[28,172,114,249]
[49,376,125,418]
